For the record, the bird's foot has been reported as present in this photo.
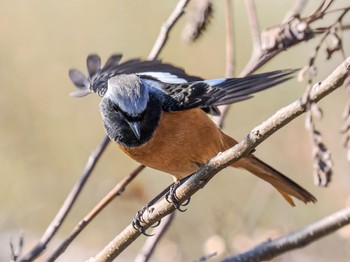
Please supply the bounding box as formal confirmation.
[132,204,161,236]
[132,176,192,235]
[165,179,191,212]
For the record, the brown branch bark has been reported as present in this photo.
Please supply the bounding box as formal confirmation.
[148,0,190,60]
[212,0,235,128]
[213,0,308,127]
[282,0,308,23]
[244,0,261,56]
[19,136,110,262]
[46,165,145,262]
[88,54,350,262]
[220,207,350,262]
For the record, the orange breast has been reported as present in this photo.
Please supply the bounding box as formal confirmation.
[118,108,237,180]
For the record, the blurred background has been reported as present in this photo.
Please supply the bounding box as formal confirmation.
[1,0,350,261]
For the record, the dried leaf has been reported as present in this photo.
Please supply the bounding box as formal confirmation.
[182,0,213,43]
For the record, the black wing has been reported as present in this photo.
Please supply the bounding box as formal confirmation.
[69,54,202,97]
[157,69,296,112]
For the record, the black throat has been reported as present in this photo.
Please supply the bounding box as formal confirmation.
[100,93,162,147]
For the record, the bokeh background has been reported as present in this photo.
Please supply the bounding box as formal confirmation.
[1,0,350,261]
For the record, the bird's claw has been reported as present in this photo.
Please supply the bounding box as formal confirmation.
[165,181,191,212]
[132,177,192,235]
[132,204,162,236]
[132,205,157,236]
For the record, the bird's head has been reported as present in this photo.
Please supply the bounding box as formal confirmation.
[100,74,161,147]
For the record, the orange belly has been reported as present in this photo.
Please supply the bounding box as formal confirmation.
[118,109,316,205]
[118,108,236,179]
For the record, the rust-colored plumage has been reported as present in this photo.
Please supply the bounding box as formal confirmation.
[119,109,316,206]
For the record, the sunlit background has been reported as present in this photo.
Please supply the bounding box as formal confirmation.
[1,1,350,261]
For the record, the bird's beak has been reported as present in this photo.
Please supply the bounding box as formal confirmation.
[127,121,141,140]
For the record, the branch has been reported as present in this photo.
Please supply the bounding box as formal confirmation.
[224,0,234,79]
[213,0,308,127]
[148,0,190,60]
[220,207,350,262]
[88,55,350,262]
[46,165,145,262]
[244,0,261,56]
[18,136,110,262]
[212,0,234,128]
[282,0,308,23]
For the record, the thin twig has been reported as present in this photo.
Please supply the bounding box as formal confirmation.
[282,0,308,23]
[220,207,350,262]
[214,0,307,127]
[148,0,190,60]
[89,55,350,262]
[134,213,176,262]
[46,165,145,262]
[10,232,24,262]
[240,1,310,76]
[225,0,234,79]
[19,136,110,262]
[212,0,234,128]
[244,0,261,55]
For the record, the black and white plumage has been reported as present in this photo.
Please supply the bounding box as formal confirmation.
[69,54,295,147]
[101,73,295,147]
[69,54,295,116]
[69,54,201,97]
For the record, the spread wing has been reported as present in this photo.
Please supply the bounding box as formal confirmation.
[69,54,202,97]
[144,69,296,112]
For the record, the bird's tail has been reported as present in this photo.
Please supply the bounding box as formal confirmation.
[233,155,317,206]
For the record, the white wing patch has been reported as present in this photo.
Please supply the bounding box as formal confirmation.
[202,78,227,86]
[137,72,188,84]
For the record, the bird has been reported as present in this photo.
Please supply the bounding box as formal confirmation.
[69,54,316,210]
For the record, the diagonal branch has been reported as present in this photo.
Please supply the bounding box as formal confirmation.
[212,0,235,128]
[88,55,350,262]
[213,0,309,127]
[148,0,190,60]
[244,0,261,56]
[46,165,145,262]
[19,136,110,262]
[220,207,350,262]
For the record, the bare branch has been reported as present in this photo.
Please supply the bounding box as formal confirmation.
[212,0,234,128]
[214,1,311,127]
[10,232,24,262]
[282,0,308,23]
[88,55,350,262]
[341,75,350,160]
[46,165,145,262]
[18,136,110,262]
[224,0,234,79]
[244,0,261,55]
[148,0,190,60]
[220,207,350,262]
[182,0,213,43]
